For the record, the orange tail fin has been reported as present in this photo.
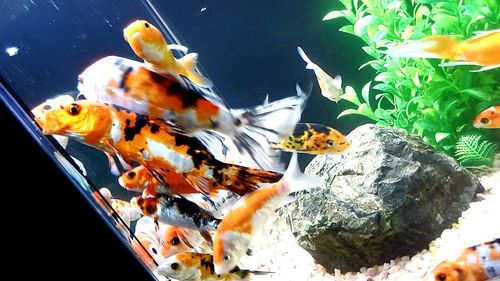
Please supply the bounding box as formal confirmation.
[385,35,459,60]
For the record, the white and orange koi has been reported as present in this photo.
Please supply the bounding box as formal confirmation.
[158,252,271,281]
[123,19,212,88]
[159,224,210,258]
[77,55,309,171]
[212,152,322,274]
[34,100,282,196]
[385,30,500,72]
[473,106,500,129]
[433,238,500,281]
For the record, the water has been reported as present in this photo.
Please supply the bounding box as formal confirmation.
[3,0,497,280]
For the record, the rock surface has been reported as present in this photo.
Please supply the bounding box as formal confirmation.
[284,124,483,272]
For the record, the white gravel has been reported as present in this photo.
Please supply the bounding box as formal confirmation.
[236,170,500,281]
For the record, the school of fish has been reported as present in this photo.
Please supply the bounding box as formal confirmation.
[31,18,499,281]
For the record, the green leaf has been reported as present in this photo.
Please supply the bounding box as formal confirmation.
[354,15,377,36]
[323,10,347,21]
[339,25,355,34]
[338,0,352,10]
[413,118,437,130]
[337,108,359,119]
[435,132,451,143]
[362,81,372,108]
[433,14,459,30]
[358,103,378,120]
[461,89,492,102]
[340,86,361,106]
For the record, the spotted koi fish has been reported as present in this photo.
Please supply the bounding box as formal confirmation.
[123,19,212,88]
[78,55,309,171]
[473,106,500,129]
[270,122,349,154]
[157,252,271,281]
[213,153,322,274]
[34,100,282,196]
[433,238,500,281]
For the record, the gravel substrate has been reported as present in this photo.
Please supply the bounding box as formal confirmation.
[236,170,500,281]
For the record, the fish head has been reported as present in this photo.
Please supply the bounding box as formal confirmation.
[473,106,500,129]
[160,226,191,258]
[305,125,350,154]
[131,195,158,216]
[157,253,201,280]
[34,100,113,145]
[32,95,75,148]
[432,260,467,281]
[213,231,251,275]
[123,20,163,57]
[132,232,162,266]
[119,166,150,191]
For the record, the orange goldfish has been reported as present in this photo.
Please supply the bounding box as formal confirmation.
[78,56,309,171]
[270,122,350,154]
[212,152,321,274]
[433,238,500,281]
[385,29,500,72]
[123,19,212,88]
[157,252,271,281]
[34,100,282,196]
[473,106,500,129]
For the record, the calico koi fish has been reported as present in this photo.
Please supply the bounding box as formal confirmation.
[213,152,322,274]
[123,19,212,88]
[385,29,500,72]
[157,252,271,281]
[433,238,500,281]
[133,216,163,265]
[473,106,500,129]
[34,100,282,196]
[270,122,349,154]
[297,47,343,102]
[78,55,309,171]
[132,194,220,244]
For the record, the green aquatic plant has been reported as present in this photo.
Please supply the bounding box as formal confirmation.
[324,0,500,166]
[455,134,498,167]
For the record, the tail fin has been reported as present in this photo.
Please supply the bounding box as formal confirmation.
[217,160,283,196]
[233,267,273,279]
[383,35,459,60]
[177,52,213,88]
[280,152,322,195]
[228,85,310,172]
[297,46,316,69]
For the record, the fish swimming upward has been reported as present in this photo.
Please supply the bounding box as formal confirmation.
[78,55,309,171]
[271,122,350,154]
[473,106,500,129]
[34,100,282,196]
[157,252,271,281]
[297,46,343,102]
[384,29,500,72]
[123,19,212,88]
[433,238,500,281]
[213,152,322,274]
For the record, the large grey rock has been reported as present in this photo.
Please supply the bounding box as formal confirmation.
[284,124,483,272]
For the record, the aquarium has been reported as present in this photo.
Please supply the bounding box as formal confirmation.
[1,0,499,280]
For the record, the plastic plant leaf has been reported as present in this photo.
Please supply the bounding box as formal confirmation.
[338,0,353,10]
[461,89,491,102]
[323,11,347,21]
[361,81,372,108]
[435,132,451,143]
[339,25,355,34]
[354,15,377,36]
[413,118,437,130]
[340,85,361,105]
[337,108,360,118]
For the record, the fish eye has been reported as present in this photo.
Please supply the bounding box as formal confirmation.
[223,255,230,261]
[151,247,157,255]
[68,103,81,116]
[480,118,489,124]
[170,262,179,270]
[144,22,150,28]
[436,273,447,281]
[171,237,180,245]
[43,104,51,110]
[127,171,136,179]
[327,140,336,147]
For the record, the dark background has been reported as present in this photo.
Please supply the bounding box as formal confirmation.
[1,0,374,279]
